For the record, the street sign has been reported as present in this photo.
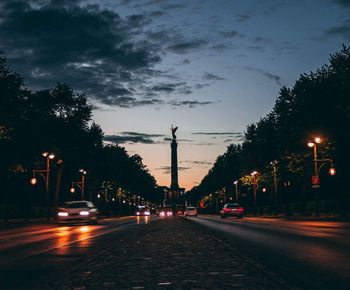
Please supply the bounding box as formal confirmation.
[312,176,320,188]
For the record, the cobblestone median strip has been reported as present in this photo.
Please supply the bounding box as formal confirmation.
[39,218,296,290]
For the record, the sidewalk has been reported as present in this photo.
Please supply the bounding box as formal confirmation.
[35,217,295,290]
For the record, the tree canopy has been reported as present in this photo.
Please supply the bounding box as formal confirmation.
[188,46,350,213]
[0,53,160,210]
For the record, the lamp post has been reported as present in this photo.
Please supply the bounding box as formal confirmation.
[70,169,87,200]
[234,180,239,202]
[31,152,55,219]
[307,136,336,216]
[251,171,259,216]
[79,169,86,199]
[308,137,322,217]
[270,160,278,215]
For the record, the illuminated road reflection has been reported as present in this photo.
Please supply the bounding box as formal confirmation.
[0,215,155,266]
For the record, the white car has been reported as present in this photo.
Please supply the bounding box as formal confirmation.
[184,207,198,217]
[57,201,99,224]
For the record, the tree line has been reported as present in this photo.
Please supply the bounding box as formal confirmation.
[0,53,161,218]
[187,45,350,215]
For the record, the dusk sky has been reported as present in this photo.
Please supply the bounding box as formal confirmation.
[1,0,349,190]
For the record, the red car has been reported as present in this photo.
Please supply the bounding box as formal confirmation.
[220,203,244,218]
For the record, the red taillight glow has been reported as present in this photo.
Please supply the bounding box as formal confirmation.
[237,207,244,213]
[224,208,231,212]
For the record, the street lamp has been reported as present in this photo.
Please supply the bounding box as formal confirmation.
[251,171,259,216]
[71,169,87,200]
[233,180,239,202]
[31,152,55,219]
[270,160,278,215]
[307,136,336,216]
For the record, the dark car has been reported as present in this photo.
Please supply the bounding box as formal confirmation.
[219,203,244,218]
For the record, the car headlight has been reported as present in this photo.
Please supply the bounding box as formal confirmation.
[58,212,68,217]
[145,211,150,215]
[80,211,90,216]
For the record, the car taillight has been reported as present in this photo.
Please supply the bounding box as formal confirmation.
[237,207,244,213]
[223,208,231,212]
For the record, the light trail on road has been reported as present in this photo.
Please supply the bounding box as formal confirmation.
[0,216,154,266]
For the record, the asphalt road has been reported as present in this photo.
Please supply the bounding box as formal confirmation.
[1,215,350,289]
[188,215,350,290]
[0,216,152,289]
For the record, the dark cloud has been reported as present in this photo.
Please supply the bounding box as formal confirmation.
[146,30,172,42]
[104,131,165,144]
[245,66,283,86]
[192,132,243,136]
[224,137,245,143]
[163,137,194,142]
[194,83,210,89]
[325,21,350,39]
[263,72,283,86]
[169,100,216,108]
[203,72,225,81]
[149,10,165,17]
[94,95,164,108]
[219,30,244,38]
[333,0,350,8]
[192,131,245,142]
[166,39,207,54]
[0,0,164,107]
[155,165,190,174]
[235,14,250,22]
[151,82,186,93]
[210,44,228,51]
[181,160,213,166]
[253,36,272,44]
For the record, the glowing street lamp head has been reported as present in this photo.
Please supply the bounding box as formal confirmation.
[251,171,258,176]
[329,167,336,176]
[307,142,315,148]
[70,187,75,193]
[315,137,322,144]
[30,177,37,185]
[42,152,55,159]
[234,180,238,185]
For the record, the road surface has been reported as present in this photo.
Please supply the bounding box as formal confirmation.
[1,215,350,289]
[188,215,350,290]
